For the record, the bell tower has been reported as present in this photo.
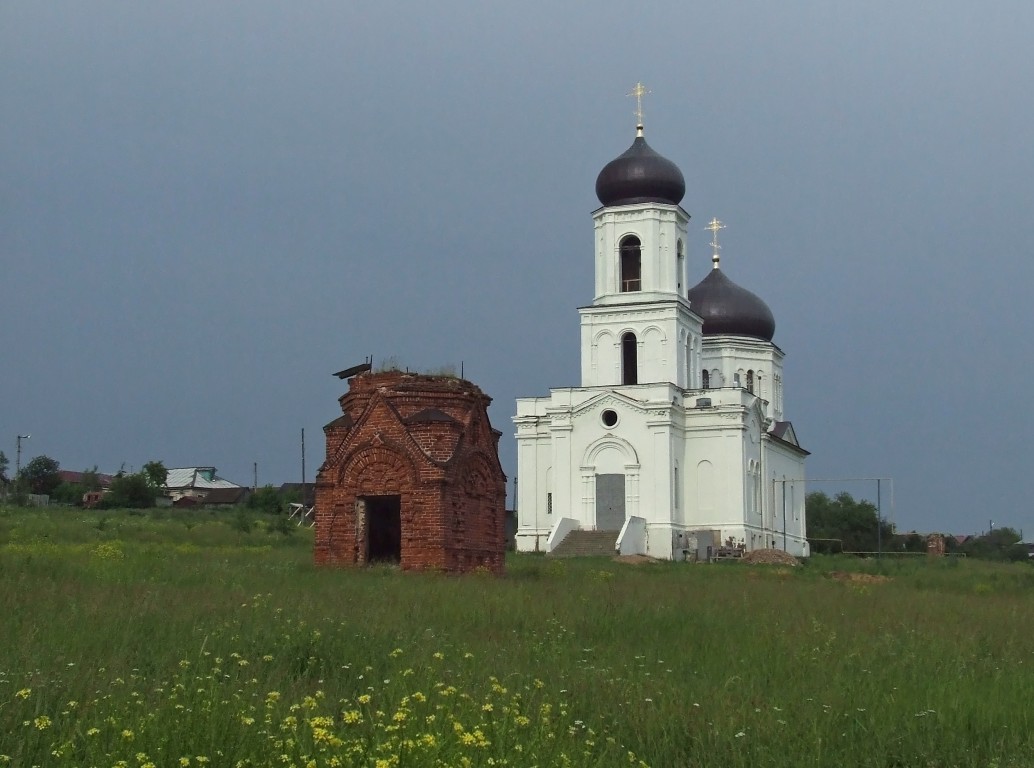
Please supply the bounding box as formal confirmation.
[578,84,702,389]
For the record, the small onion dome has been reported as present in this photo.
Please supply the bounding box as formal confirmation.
[595,134,685,207]
[687,268,776,341]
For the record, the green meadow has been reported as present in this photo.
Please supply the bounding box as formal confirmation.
[1,507,1033,767]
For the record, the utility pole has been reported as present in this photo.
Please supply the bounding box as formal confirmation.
[877,479,882,558]
[301,428,306,504]
[16,435,29,490]
[253,462,258,492]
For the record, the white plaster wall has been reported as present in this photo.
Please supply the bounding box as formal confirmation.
[516,372,806,558]
[764,439,808,555]
[700,337,785,421]
[579,303,701,388]
[514,397,555,552]
[617,516,647,555]
[592,204,690,303]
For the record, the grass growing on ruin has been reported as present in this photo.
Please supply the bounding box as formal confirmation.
[1,506,1033,767]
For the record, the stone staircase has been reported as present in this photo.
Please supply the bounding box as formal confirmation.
[548,529,618,558]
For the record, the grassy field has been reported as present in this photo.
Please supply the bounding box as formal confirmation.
[1,506,1033,767]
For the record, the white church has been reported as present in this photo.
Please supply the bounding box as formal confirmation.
[514,103,809,560]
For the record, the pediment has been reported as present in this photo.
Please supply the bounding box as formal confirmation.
[570,390,649,418]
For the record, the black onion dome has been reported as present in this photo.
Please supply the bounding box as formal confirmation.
[595,135,685,207]
[686,268,776,341]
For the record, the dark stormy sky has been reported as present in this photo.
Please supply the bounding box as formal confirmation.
[3,2,1033,536]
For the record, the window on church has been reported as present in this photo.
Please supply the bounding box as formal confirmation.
[621,332,638,385]
[747,370,754,394]
[547,493,552,515]
[620,236,641,292]
[677,239,684,294]
[734,372,741,387]
[702,369,710,389]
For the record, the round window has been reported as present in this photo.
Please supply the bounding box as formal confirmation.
[601,409,618,428]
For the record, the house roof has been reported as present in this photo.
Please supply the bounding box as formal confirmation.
[200,487,250,505]
[165,467,241,491]
[768,421,811,455]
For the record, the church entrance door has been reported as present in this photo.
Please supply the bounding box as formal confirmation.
[595,474,626,531]
[363,495,402,563]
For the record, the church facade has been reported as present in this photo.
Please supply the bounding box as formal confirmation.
[514,115,809,560]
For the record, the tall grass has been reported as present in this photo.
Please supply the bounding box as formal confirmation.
[1,507,1032,766]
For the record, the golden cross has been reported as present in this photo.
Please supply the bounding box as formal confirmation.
[628,81,650,133]
[705,217,726,268]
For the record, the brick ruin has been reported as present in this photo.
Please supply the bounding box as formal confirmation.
[314,371,507,573]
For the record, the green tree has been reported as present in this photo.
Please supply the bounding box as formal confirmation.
[81,466,102,492]
[142,460,168,490]
[806,491,895,554]
[897,532,927,553]
[247,485,284,515]
[19,455,61,496]
[101,472,155,509]
[961,527,1027,562]
[51,481,86,506]
[0,450,9,486]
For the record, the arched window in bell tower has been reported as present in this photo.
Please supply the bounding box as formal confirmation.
[702,369,710,389]
[747,370,755,394]
[676,239,684,294]
[621,332,638,385]
[619,236,641,292]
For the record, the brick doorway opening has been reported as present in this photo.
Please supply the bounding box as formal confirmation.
[364,495,402,563]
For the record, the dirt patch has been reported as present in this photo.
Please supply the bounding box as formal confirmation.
[741,548,801,566]
[828,571,891,584]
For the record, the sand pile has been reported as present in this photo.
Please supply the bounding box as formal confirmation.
[741,548,801,566]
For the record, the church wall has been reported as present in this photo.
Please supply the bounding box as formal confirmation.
[515,397,554,552]
[700,337,785,421]
[763,439,808,555]
[516,386,807,558]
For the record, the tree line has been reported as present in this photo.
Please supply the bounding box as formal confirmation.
[0,452,169,509]
[806,491,1029,562]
